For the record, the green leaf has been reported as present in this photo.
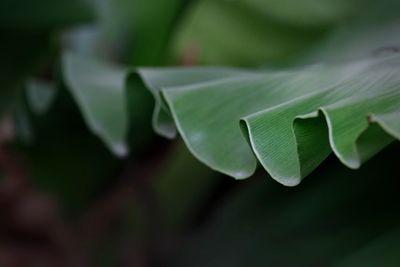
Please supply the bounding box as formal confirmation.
[62,52,400,185]
[62,52,129,156]
[169,0,324,66]
[129,0,186,65]
[137,67,249,138]
[135,11,400,185]
[62,52,246,155]
[26,79,57,115]
[0,0,94,30]
[61,14,400,183]
[238,0,358,27]
[138,53,400,186]
[304,19,400,63]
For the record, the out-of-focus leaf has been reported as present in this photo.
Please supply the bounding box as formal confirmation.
[59,0,187,154]
[298,0,400,64]
[170,0,326,66]
[238,0,358,27]
[13,105,34,144]
[26,79,57,115]
[65,0,185,65]
[129,0,186,65]
[305,19,400,64]
[62,52,129,157]
[170,0,400,67]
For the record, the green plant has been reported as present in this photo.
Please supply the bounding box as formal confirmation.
[1,0,400,266]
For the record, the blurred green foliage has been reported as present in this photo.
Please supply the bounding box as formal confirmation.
[0,0,399,266]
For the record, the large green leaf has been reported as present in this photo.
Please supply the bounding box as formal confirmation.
[136,15,400,185]
[62,51,246,155]
[61,12,400,185]
[138,53,400,185]
[64,51,400,186]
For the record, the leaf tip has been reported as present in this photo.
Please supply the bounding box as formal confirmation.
[111,143,129,158]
